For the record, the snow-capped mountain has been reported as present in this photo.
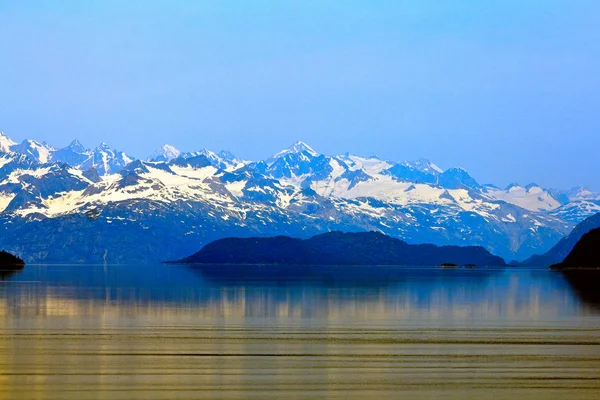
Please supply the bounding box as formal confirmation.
[176,149,243,171]
[54,141,133,175]
[0,132,55,163]
[483,183,562,212]
[565,186,600,202]
[403,158,444,175]
[269,140,318,161]
[0,133,135,175]
[73,143,133,175]
[0,130,598,264]
[149,144,181,162]
[52,139,91,165]
[549,200,600,223]
[10,139,55,163]
[0,132,17,152]
[0,153,570,264]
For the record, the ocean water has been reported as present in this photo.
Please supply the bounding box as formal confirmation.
[0,264,599,399]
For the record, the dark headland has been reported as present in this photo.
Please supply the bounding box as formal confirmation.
[549,228,600,307]
[0,250,25,270]
[521,212,600,267]
[170,231,506,267]
[550,228,600,270]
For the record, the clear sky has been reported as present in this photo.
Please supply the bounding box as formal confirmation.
[1,1,599,190]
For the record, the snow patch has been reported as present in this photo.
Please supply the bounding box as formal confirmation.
[225,180,247,197]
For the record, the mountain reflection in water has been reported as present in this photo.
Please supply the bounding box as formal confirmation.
[1,264,599,400]
[559,269,600,310]
[0,264,589,320]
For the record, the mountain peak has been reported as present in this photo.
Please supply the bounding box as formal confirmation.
[149,144,181,162]
[10,139,54,163]
[196,148,218,157]
[569,185,592,195]
[162,144,180,153]
[19,138,54,149]
[66,139,87,152]
[438,167,481,189]
[0,131,17,152]
[403,158,443,174]
[566,186,600,201]
[217,150,235,159]
[272,141,318,159]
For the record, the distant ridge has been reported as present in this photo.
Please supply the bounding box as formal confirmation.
[171,231,506,267]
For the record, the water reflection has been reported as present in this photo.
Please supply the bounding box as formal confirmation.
[0,264,593,320]
[2,265,600,400]
[0,269,22,281]
[559,270,600,310]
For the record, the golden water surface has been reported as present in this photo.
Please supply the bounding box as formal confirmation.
[0,265,599,399]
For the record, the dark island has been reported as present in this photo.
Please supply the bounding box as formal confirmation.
[438,263,460,268]
[170,231,506,267]
[550,228,600,270]
[0,250,25,270]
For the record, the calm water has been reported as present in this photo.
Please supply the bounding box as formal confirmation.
[1,264,599,399]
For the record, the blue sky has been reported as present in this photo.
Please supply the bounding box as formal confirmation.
[1,1,599,190]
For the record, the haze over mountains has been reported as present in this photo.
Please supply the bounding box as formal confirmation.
[0,130,598,264]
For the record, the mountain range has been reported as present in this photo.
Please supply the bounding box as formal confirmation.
[0,130,598,264]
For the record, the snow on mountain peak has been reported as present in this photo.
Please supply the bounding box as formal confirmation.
[180,148,220,163]
[567,186,600,201]
[149,144,181,162]
[484,182,561,212]
[403,158,443,174]
[0,131,17,153]
[217,150,237,161]
[197,148,218,157]
[67,139,87,152]
[162,144,180,155]
[10,139,54,163]
[272,141,319,159]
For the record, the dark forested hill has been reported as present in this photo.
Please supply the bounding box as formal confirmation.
[0,250,25,269]
[174,231,506,267]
